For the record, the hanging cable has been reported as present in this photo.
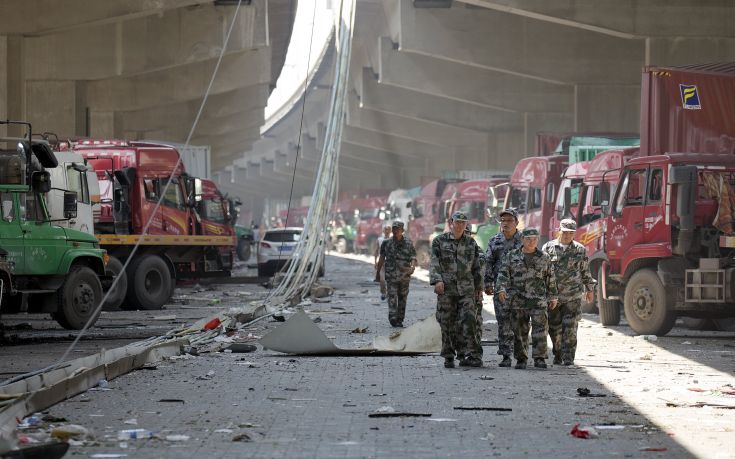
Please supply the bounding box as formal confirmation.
[45,0,246,373]
[262,0,356,310]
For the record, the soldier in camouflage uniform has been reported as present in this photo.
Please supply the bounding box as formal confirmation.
[375,220,417,327]
[430,211,484,368]
[495,228,558,369]
[484,208,522,367]
[542,219,595,366]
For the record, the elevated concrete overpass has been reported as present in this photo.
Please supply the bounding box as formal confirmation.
[219,0,735,219]
[0,0,296,172]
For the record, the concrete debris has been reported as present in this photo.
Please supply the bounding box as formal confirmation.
[164,434,190,442]
[351,327,369,334]
[577,388,607,398]
[310,284,335,298]
[50,424,91,440]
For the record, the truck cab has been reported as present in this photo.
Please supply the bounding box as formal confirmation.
[504,156,568,244]
[408,179,463,267]
[598,153,735,335]
[0,129,108,330]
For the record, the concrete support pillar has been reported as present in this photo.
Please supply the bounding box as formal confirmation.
[5,35,24,137]
[0,36,6,137]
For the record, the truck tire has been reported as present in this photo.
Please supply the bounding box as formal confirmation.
[125,254,173,310]
[237,239,251,261]
[55,266,103,330]
[103,256,127,310]
[416,244,431,269]
[623,268,675,336]
[336,237,347,254]
[596,271,620,325]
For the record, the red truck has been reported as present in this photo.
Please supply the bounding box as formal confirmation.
[70,140,236,310]
[504,155,569,244]
[354,196,389,255]
[408,178,464,267]
[591,63,735,335]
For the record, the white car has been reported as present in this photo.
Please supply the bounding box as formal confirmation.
[257,228,325,278]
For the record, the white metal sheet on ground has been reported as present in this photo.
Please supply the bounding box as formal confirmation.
[259,310,435,356]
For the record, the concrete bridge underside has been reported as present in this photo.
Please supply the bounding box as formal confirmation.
[219,0,735,219]
[0,0,296,173]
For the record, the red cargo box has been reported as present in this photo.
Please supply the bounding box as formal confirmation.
[641,63,735,156]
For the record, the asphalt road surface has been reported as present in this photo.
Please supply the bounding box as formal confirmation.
[1,255,734,458]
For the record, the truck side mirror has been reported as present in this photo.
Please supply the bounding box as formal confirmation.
[600,202,610,217]
[600,183,610,203]
[31,143,58,168]
[31,171,51,193]
[63,191,78,219]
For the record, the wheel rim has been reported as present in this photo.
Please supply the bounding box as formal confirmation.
[72,282,95,316]
[632,284,655,320]
[145,269,163,295]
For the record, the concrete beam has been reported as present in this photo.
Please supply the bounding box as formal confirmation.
[378,37,574,113]
[86,48,271,111]
[114,84,269,134]
[456,0,735,38]
[0,0,203,36]
[347,95,488,148]
[398,1,644,85]
[360,67,522,132]
[342,125,447,159]
[23,4,266,80]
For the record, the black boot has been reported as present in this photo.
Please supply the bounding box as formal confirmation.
[499,356,512,367]
[534,358,547,369]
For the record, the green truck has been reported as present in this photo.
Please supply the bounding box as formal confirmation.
[0,121,109,330]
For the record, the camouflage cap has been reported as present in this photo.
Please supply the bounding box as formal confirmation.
[521,227,540,237]
[391,219,405,229]
[559,218,577,232]
[451,211,469,222]
[499,208,518,220]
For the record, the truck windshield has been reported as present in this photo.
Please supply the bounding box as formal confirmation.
[508,187,528,212]
[455,200,485,222]
[198,199,227,224]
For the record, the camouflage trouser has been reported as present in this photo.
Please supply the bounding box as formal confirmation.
[387,279,410,325]
[548,298,582,362]
[436,294,481,360]
[493,294,514,357]
[511,308,549,362]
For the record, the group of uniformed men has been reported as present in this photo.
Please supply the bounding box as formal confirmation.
[376,208,595,370]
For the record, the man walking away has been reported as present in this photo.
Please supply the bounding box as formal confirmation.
[542,219,595,366]
[374,224,393,301]
[483,208,522,367]
[375,220,416,327]
[495,228,558,369]
[430,212,484,368]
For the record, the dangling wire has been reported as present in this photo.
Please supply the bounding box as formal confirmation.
[263,0,356,309]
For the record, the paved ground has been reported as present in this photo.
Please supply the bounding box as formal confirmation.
[2,254,735,458]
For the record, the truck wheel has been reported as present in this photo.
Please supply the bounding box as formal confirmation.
[336,237,347,254]
[416,245,431,269]
[596,270,620,325]
[624,268,675,336]
[237,239,251,261]
[56,266,103,330]
[125,255,172,310]
[103,256,127,310]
